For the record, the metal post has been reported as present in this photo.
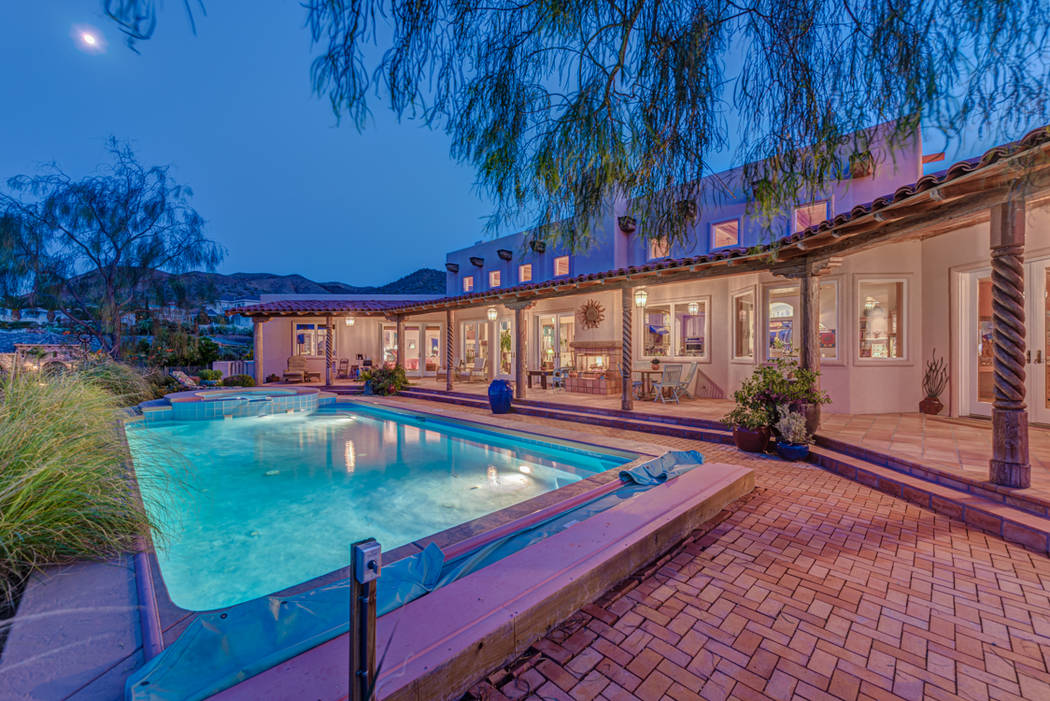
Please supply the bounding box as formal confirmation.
[350,538,381,701]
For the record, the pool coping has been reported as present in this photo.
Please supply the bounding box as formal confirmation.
[130,397,673,656]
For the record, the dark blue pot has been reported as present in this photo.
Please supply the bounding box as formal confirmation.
[362,380,374,396]
[775,441,809,461]
[488,379,513,414]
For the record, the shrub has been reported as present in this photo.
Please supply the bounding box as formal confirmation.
[222,374,255,387]
[142,368,181,399]
[0,373,161,607]
[774,405,810,444]
[361,365,408,395]
[721,356,829,430]
[198,369,222,382]
[265,373,280,384]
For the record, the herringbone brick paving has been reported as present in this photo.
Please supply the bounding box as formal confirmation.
[385,399,1050,701]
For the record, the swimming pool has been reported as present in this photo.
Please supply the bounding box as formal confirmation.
[125,402,636,611]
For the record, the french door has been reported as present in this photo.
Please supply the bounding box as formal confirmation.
[963,259,1050,423]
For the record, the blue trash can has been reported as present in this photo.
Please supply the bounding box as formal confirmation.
[488,379,513,414]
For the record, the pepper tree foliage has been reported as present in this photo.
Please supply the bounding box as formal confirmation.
[105,1,1050,250]
[0,139,224,357]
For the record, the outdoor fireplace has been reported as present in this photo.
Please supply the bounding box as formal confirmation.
[566,341,622,395]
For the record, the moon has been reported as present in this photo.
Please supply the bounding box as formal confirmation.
[72,25,106,53]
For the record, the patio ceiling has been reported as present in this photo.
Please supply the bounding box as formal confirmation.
[230,125,1050,320]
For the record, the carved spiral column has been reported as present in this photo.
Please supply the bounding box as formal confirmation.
[445,309,454,391]
[989,198,1030,488]
[621,286,634,411]
[325,315,333,386]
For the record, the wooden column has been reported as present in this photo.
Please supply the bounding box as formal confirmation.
[989,197,1030,488]
[507,301,533,400]
[488,316,498,381]
[396,315,405,369]
[252,317,265,385]
[798,271,820,377]
[445,309,454,391]
[621,286,634,411]
[325,315,333,386]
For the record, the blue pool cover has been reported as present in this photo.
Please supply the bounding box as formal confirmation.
[125,451,703,701]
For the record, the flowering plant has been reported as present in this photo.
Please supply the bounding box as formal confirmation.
[774,405,810,444]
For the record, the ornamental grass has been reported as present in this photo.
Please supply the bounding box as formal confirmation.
[0,367,164,608]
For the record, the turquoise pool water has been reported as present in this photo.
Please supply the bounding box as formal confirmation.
[126,403,634,611]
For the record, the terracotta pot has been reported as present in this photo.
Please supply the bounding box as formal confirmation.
[733,426,770,453]
[919,396,943,415]
[801,402,821,436]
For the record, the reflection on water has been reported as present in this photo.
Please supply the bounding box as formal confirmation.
[126,407,626,610]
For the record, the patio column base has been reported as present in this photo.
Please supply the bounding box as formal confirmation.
[991,408,1031,488]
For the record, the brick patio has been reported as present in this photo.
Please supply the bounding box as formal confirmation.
[367,399,1050,701]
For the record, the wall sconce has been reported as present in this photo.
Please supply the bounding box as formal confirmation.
[486,307,498,322]
[687,301,699,316]
[634,288,648,307]
[345,317,355,327]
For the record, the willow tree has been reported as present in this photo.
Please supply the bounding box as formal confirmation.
[107,0,1050,248]
[0,139,224,357]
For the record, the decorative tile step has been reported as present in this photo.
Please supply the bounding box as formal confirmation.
[808,445,1050,554]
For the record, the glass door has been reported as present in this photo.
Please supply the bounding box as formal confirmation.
[423,325,441,376]
[461,321,490,371]
[536,313,574,369]
[403,325,421,376]
[498,319,513,375]
[965,270,995,417]
[1028,260,1050,424]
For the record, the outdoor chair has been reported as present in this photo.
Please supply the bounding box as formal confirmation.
[170,370,200,389]
[336,359,350,379]
[467,357,487,382]
[551,366,569,389]
[453,360,470,382]
[283,356,307,383]
[676,363,698,399]
[652,364,684,404]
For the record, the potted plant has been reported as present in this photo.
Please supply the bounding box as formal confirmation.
[360,366,408,396]
[920,349,948,415]
[650,357,661,371]
[773,405,811,461]
[721,402,772,453]
[752,356,830,436]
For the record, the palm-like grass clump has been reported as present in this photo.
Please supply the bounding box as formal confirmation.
[0,370,154,604]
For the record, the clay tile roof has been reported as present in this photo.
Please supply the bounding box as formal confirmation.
[226,299,411,316]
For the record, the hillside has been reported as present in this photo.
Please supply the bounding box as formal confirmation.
[64,268,446,306]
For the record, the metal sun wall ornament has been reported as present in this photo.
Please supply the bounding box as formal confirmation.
[577,299,605,329]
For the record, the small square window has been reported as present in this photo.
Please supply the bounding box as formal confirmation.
[648,238,671,260]
[793,201,828,233]
[518,264,532,282]
[553,256,570,277]
[489,270,500,288]
[712,220,739,248]
[462,276,474,292]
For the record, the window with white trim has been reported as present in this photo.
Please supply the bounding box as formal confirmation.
[858,279,905,359]
[648,237,671,260]
[519,264,532,282]
[712,219,739,248]
[489,270,501,288]
[293,323,331,357]
[642,300,709,360]
[553,256,570,277]
[793,201,828,233]
[462,275,474,292]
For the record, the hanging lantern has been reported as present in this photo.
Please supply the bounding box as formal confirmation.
[687,301,699,316]
[634,288,648,307]
[487,307,498,322]
[345,317,355,327]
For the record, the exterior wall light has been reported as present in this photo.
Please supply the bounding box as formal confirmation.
[634,288,648,307]
[687,301,699,316]
[486,307,498,322]
[345,317,355,327]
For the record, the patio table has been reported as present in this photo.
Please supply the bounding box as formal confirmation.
[634,369,663,399]
[527,369,553,389]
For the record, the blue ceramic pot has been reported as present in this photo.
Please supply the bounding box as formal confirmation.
[775,441,809,461]
[488,379,513,414]
[362,380,374,396]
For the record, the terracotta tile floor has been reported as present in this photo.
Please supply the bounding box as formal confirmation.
[377,398,1050,701]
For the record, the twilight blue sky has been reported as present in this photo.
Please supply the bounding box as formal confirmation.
[0,3,1032,285]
